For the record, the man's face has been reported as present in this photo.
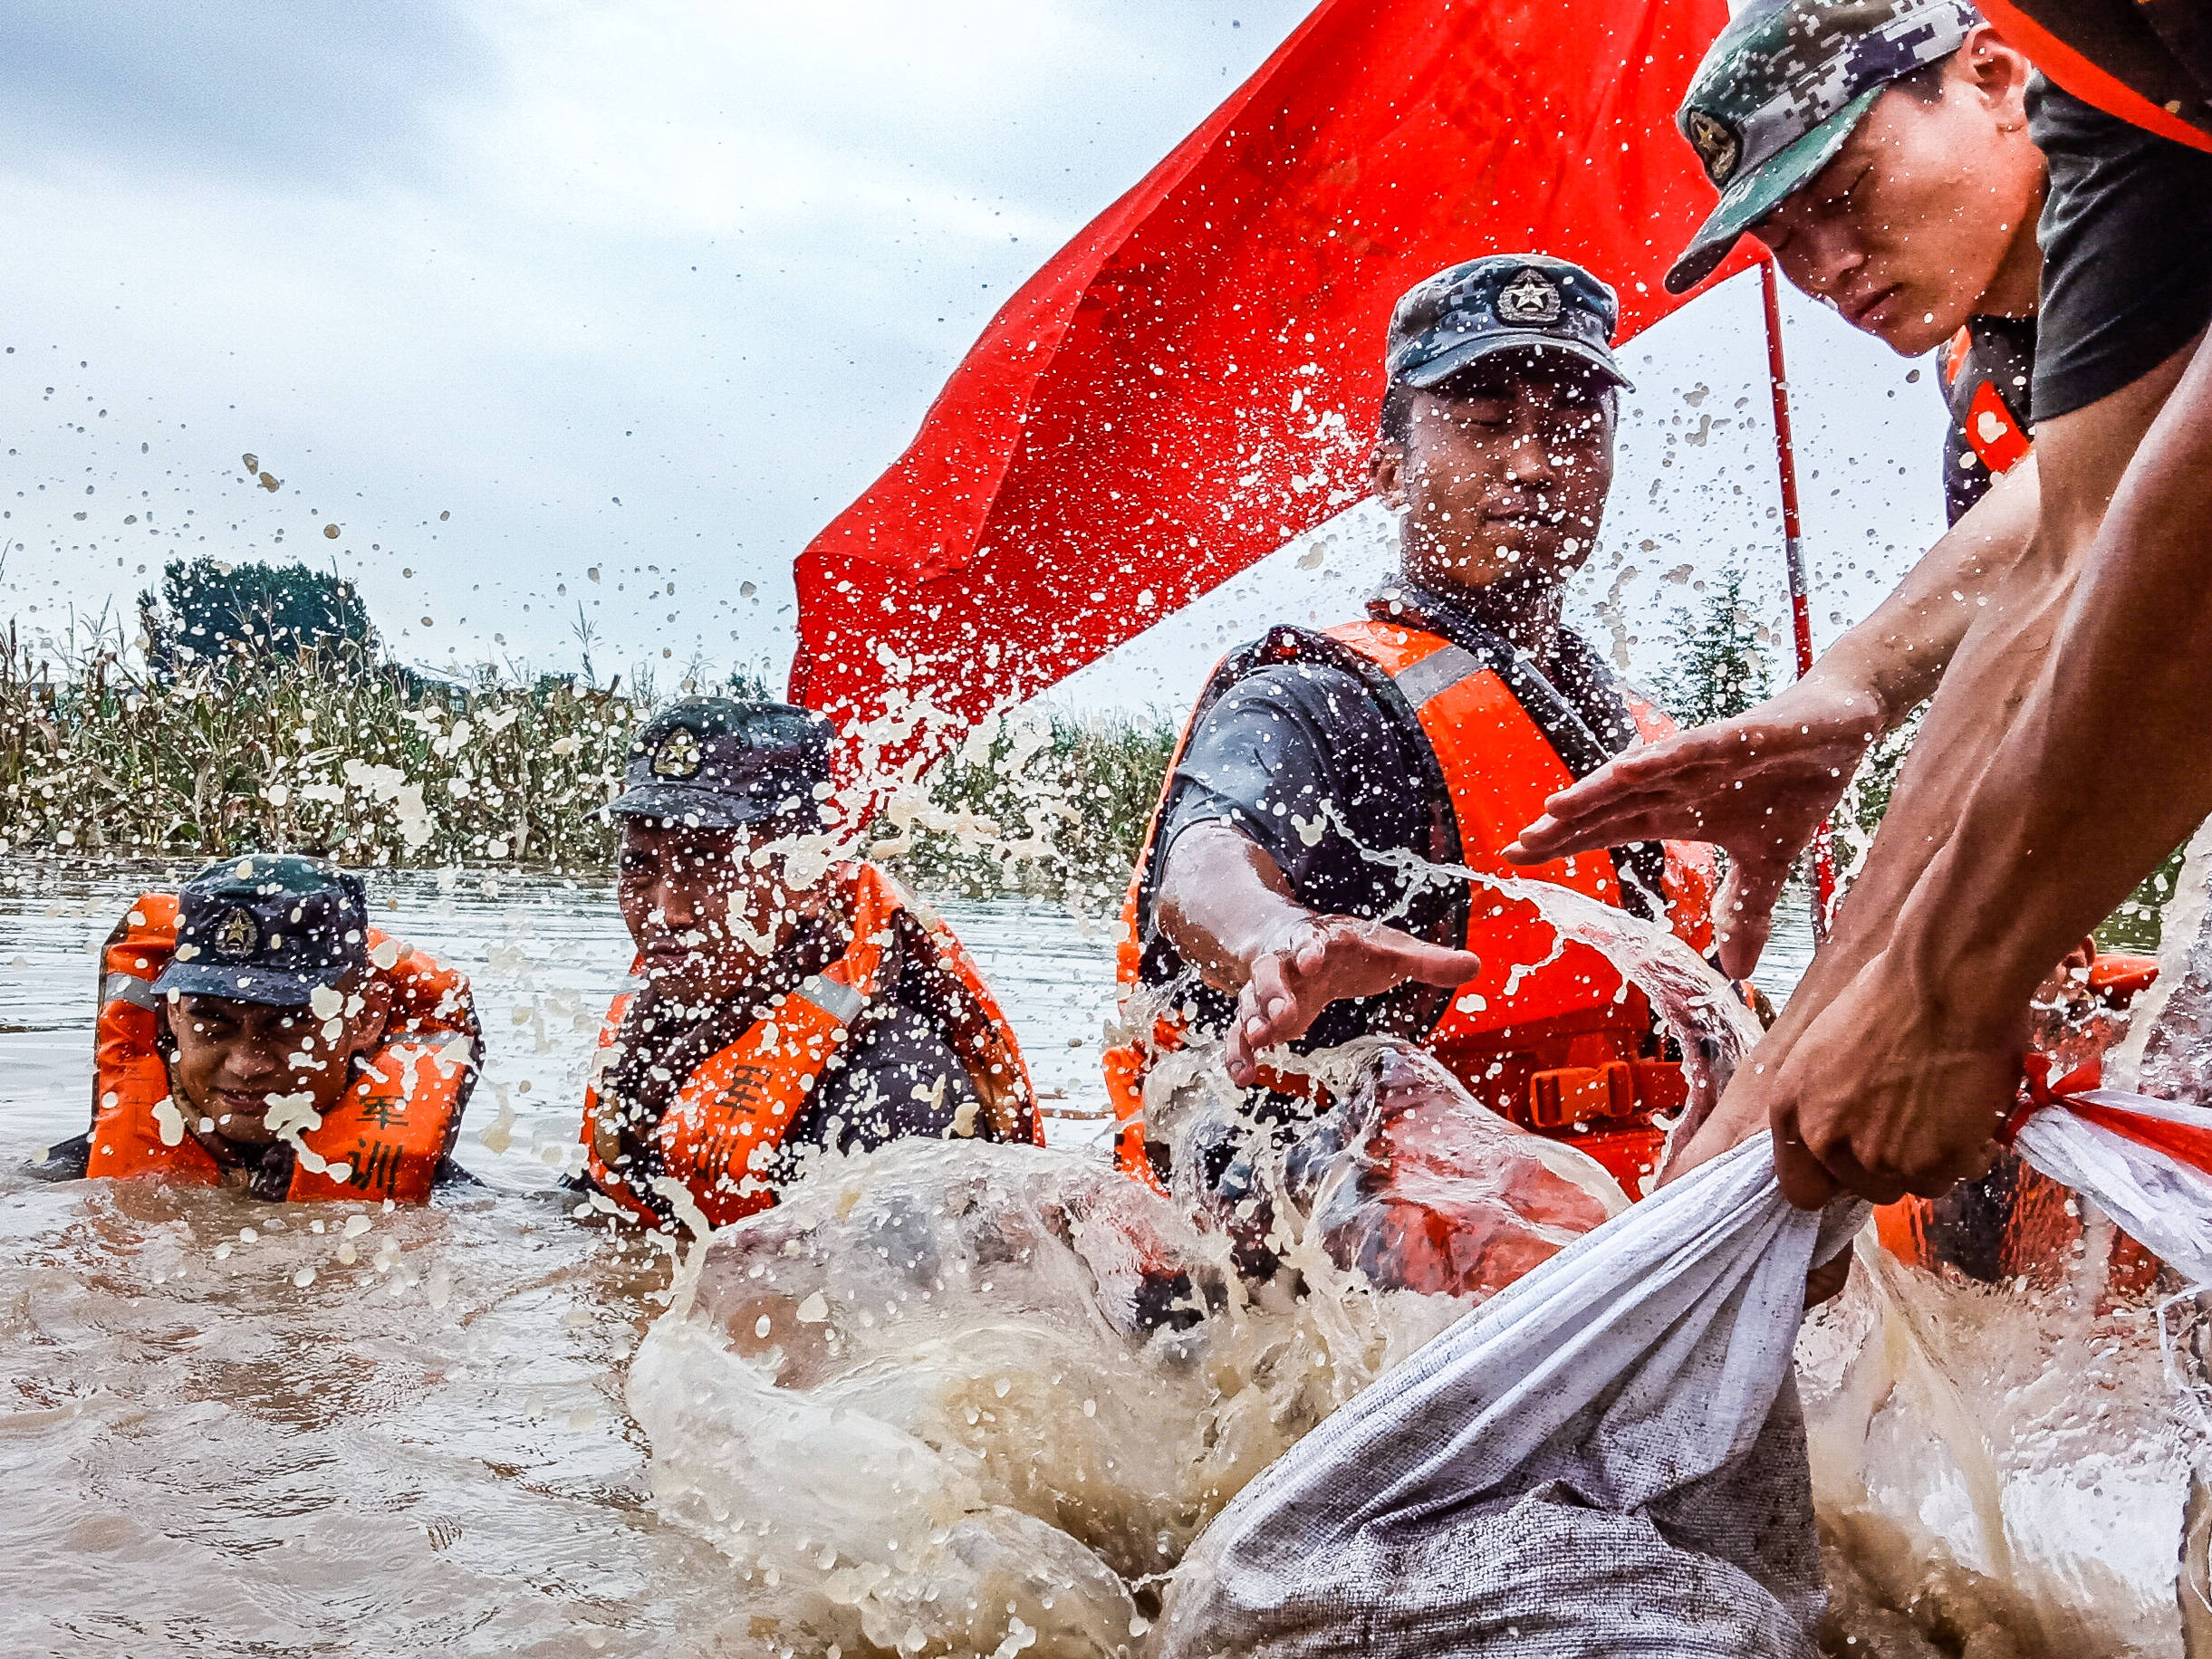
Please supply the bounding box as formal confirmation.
[165,984,385,1145]
[617,820,818,1001]
[1755,39,2042,356]
[1374,364,1615,593]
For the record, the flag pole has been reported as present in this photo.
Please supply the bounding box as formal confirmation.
[1760,255,1837,941]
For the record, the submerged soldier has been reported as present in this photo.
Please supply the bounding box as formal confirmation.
[1107,254,1720,1226]
[31,854,480,1203]
[578,698,1040,1230]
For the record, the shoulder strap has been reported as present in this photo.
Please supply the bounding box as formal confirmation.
[1376,583,1665,922]
[1979,0,2212,149]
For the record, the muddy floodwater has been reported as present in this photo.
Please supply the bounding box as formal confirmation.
[52,854,2189,1659]
[1,858,1140,1656]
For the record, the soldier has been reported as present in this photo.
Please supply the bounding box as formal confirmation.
[36,854,480,1204]
[1516,0,2212,1208]
[1107,255,1719,1224]
[577,698,1040,1230]
[1669,0,2047,524]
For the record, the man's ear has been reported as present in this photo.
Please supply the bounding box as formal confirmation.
[1961,22,2034,119]
[1371,441,1409,510]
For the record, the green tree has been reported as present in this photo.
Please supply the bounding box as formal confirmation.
[1652,567,1773,726]
[142,558,379,676]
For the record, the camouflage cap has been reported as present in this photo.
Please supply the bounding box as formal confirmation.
[154,854,370,1008]
[608,697,834,830]
[1386,254,1631,395]
[1666,0,1979,294]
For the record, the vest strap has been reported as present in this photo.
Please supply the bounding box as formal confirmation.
[103,973,158,1011]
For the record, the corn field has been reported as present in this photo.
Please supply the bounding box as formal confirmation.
[3,619,641,869]
[874,711,1181,907]
[0,617,1180,903]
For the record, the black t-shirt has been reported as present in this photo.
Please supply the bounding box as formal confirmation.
[778,963,981,1170]
[1152,654,1458,1051]
[1145,589,1649,1051]
[1938,315,2037,523]
[2027,77,2212,420]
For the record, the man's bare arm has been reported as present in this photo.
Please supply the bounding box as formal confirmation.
[1507,459,2040,975]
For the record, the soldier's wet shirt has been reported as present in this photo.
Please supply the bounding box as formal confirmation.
[592,916,978,1203]
[1148,591,1648,1052]
[2027,79,2212,420]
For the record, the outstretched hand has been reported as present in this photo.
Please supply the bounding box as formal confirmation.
[1226,916,1480,1088]
[1504,676,1881,976]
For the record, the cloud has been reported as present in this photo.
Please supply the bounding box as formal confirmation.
[0,0,496,187]
[0,1,1943,707]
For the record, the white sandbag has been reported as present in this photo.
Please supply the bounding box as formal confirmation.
[2011,1088,2212,1283]
[1158,1133,1868,1659]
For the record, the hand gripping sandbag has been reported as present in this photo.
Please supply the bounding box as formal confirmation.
[1157,1133,1867,1659]
[1158,1069,2212,1659]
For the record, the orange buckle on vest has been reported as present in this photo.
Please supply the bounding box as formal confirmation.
[1528,1059,1686,1128]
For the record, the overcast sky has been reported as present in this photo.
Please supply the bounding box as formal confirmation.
[0,0,1948,712]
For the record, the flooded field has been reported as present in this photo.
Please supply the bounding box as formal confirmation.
[15,856,2195,1659]
[0,858,1127,1657]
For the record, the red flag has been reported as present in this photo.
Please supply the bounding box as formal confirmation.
[792,0,1748,781]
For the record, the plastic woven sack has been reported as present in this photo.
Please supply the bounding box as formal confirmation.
[1159,1133,1865,1658]
[1159,1073,2212,1659]
[2006,1055,2212,1282]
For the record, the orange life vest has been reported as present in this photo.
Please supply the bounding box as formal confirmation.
[1105,618,1718,1196]
[86,892,480,1204]
[1941,326,2034,479]
[579,860,1041,1230]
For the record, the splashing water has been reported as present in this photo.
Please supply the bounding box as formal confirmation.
[627,1137,1467,1659]
[1796,838,2212,1659]
[625,862,1773,1658]
[11,835,2212,1656]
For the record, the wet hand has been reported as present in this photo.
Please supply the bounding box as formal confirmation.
[1738,953,2023,1209]
[1503,676,1880,977]
[1225,916,1480,1088]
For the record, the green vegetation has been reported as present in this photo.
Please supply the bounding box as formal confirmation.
[1650,567,1773,727]
[5,559,1178,903]
[3,611,640,868]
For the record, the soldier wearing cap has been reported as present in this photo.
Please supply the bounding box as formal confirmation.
[1103,255,1720,1217]
[32,854,481,1203]
[577,697,1040,1231]
[1669,0,2050,526]
[1512,0,2212,1213]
